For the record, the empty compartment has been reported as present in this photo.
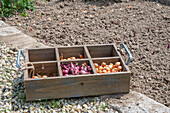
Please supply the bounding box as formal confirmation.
[27,62,58,79]
[92,58,127,73]
[28,48,56,62]
[87,45,118,58]
[58,47,88,60]
[60,60,94,76]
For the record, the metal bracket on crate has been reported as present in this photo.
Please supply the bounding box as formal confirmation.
[16,50,25,69]
[120,43,133,65]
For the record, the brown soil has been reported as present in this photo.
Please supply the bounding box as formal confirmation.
[4,0,170,107]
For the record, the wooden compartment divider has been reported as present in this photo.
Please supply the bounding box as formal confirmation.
[24,44,131,101]
[55,48,62,77]
[84,46,97,74]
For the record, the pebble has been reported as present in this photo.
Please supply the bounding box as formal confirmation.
[83,104,88,108]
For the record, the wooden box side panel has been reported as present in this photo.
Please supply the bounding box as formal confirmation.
[27,62,58,78]
[87,45,118,58]
[58,47,88,59]
[25,73,130,101]
[28,48,56,62]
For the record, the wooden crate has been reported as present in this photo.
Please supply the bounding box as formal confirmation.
[24,44,131,101]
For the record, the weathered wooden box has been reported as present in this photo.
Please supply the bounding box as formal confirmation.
[23,44,131,101]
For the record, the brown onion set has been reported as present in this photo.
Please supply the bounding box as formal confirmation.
[94,62,122,73]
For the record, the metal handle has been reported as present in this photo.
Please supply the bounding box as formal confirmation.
[16,50,25,69]
[120,43,133,65]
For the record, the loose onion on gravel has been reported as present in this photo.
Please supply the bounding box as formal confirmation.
[61,62,92,76]
[94,62,122,73]
[60,53,84,60]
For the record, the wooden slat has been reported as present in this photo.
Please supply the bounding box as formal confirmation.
[60,58,89,62]
[26,47,56,50]
[84,46,97,74]
[112,44,119,56]
[92,56,120,60]
[56,48,63,77]
[84,46,91,59]
[24,50,29,80]
[31,61,57,64]
[25,73,130,101]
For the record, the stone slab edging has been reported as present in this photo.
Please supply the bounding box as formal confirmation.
[0,20,170,112]
[108,91,170,112]
[0,20,48,49]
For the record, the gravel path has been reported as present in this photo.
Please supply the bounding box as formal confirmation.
[3,0,170,107]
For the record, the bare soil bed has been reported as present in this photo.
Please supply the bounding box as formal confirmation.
[4,0,170,107]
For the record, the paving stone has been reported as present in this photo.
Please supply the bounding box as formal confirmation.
[0,33,48,49]
[0,27,21,37]
[109,91,170,113]
[0,21,9,27]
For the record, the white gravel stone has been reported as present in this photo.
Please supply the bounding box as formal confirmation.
[83,104,88,108]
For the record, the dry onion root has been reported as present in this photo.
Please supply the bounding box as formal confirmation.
[94,62,122,73]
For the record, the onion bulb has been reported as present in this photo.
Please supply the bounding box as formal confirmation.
[108,64,113,69]
[107,71,111,73]
[98,70,102,73]
[94,63,99,68]
[96,68,99,72]
[102,70,107,73]
[115,62,121,67]
[113,68,118,72]
[32,76,38,78]
[111,69,116,72]
[101,62,106,67]
[67,58,71,60]
[70,57,76,60]
[42,75,48,78]
[79,54,83,59]
[117,66,122,71]
[105,67,110,71]
[98,66,104,70]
